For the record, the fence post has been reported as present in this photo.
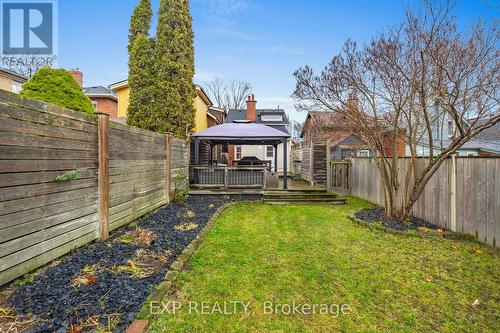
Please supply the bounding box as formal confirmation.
[224,166,228,189]
[97,113,109,241]
[165,133,173,204]
[450,154,457,231]
[310,141,314,185]
[326,139,332,191]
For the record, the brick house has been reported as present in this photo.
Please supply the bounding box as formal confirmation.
[300,111,372,159]
[224,95,291,172]
[300,111,406,159]
[0,67,27,94]
[68,69,118,119]
[83,86,118,118]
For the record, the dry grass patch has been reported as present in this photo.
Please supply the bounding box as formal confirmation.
[68,313,121,333]
[71,265,99,288]
[174,222,198,231]
[119,227,156,247]
[113,249,171,279]
[0,306,39,333]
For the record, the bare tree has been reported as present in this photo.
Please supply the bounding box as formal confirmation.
[293,0,499,217]
[204,77,227,108]
[204,78,252,109]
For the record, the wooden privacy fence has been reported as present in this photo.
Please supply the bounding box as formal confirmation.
[0,91,189,285]
[349,157,500,247]
[292,141,327,186]
[329,160,350,194]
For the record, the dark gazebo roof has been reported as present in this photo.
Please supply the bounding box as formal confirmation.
[192,121,289,145]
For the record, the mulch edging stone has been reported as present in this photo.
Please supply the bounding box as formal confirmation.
[4,196,241,333]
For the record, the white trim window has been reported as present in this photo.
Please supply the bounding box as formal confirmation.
[11,81,22,94]
[266,145,274,158]
[261,114,282,122]
[234,145,242,160]
[91,100,98,110]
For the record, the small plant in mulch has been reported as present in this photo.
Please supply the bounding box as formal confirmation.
[113,249,171,279]
[68,313,121,333]
[174,222,198,231]
[119,227,156,247]
[113,260,149,279]
[71,265,99,288]
[13,273,35,287]
[177,210,196,218]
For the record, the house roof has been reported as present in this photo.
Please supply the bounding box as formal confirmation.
[419,138,500,154]
[473,115,500,141]
[225,108,290,134]
[109,79,128,90]
[208,107,225,124]
[195,85,212,107]
[192,121,289,145]
[300,111,346,138]
[83,86,118,101]
[0,67,28,83]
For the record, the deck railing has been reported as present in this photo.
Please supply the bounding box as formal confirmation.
[190,165,267,189]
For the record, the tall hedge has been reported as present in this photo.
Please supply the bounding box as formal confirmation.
[155,0,196,138]
[127,0,156,129]
[20,68,94,114]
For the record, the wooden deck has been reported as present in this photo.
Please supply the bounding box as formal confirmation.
[189,177,323,195]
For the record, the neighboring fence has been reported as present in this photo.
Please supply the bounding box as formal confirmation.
[0,91,189,285]
[108,122,167,232]
[349,157,500,247]
[293,141,327,186]
[329,160,350,194]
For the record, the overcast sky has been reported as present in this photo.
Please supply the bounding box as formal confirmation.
[58,0,498,124]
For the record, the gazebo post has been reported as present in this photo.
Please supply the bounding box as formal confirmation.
[194,138,200,165]
[209,143,213,165]
[282,138,288,189]
[273,143,278,172]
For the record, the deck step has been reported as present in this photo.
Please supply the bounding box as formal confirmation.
[263,198,346,205]
[263,194,338,200]
[265,189,327,193]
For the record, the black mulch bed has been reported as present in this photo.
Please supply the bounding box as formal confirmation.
[354,208,443,232]
[7,195,240,333]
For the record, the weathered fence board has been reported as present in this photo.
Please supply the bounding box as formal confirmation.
[349,157,500,247]
[0,91,189,286]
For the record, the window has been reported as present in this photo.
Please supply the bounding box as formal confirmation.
[357,150,370,157]
[266,145,274,158]
[447,120,454,139]
[235,145,242,160]
[261,114,282,122]
[91,100,98,110]
[11,81,22,94]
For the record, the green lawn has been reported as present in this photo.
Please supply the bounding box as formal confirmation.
[148,199,499,332]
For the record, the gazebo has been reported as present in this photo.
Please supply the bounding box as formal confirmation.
[191,121,290,189]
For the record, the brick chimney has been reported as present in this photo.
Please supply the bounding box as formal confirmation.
[68,69,83,88]
[246,94,256,121]
[346,93,358,112]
